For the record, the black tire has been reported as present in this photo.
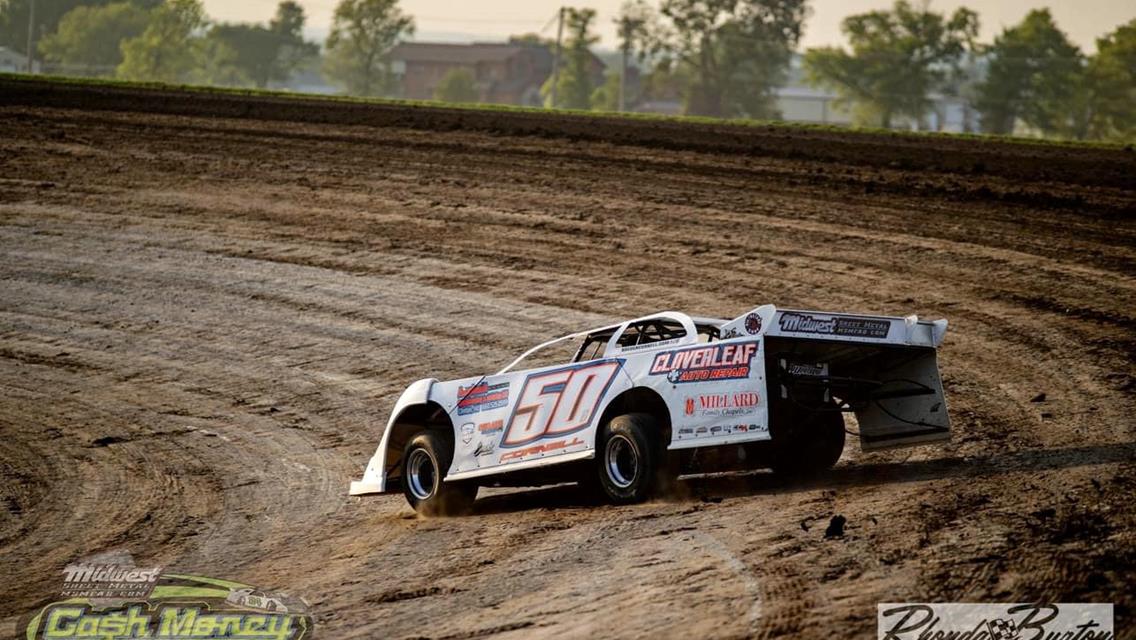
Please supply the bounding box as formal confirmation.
[769,404,846,478]
[592,413,663,504]
[401,431,478,516]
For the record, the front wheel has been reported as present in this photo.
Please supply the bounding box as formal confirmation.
[401,432,478,516]
[593,413,663,504]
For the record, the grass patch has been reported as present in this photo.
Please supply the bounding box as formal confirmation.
[1,71,1128,151]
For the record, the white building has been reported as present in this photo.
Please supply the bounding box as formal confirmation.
[0,46,38,74]
[775,54,977,133]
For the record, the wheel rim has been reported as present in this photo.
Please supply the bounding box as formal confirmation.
[406,448,438,500]
[605,434,639,489]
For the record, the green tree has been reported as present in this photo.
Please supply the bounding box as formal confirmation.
[192,31,250,86]
[542,8,600,109]
[611,0,652,111]
[645,0,809,118]
[974,9,1083,136]
[433,67,478,103]
[804,1,978,128]
[0,0,161,69]
[1085,19,1136,141]
[117,0,208,83]
[37,2,151,75]
[270,1,317,82]
[323,0,414,96]
[206,25,277,85]
[207,2,316,88]
[591,70,622,111]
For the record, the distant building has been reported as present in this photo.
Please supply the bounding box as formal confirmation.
[388,41,605,106]
[634,54,977,133]
[0,47,38,74]
[775,55,976,132]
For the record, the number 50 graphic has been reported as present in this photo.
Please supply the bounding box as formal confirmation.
[502,360,624,447]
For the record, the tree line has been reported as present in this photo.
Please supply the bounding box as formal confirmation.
[0,0,1132,141]
[607,0,1134,141]
[0,0,316,86]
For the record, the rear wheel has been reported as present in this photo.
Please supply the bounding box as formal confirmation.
[401,432,478,516]
[592,413,664,504]
[769,404,846,478]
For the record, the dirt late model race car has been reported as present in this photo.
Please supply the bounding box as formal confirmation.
[351,304,951,515]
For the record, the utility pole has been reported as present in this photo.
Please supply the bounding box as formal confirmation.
[550,7,564,108]
[26,0,37,74]
[615,14,643,113]
[619,40,628,113]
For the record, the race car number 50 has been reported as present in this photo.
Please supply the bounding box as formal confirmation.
[502,361,623,447]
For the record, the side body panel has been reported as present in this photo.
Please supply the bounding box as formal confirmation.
[442,311,776,480]
[439,359,631,480]
[635,337,771,449]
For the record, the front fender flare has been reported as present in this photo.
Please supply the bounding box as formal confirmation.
[349,378,437,495]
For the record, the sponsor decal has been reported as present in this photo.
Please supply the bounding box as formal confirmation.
[877,603,1113,640]
[473,441,495,457]
[744,313,763,335]
[650,342,758,384]
[460,423,475,446]
[478,419,503,433]
[787,362,828,377]
[60,562,162,600]
[502,360,623,447]
[779,312,891,340]
[620,338,681,352]
[499,437,584,463]
[457,381,509,416]
[684,392,760,419]
[681,423,765,438]
[22,552,312,640]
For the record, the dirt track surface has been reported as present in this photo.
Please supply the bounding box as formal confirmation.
[1,81,1134,639]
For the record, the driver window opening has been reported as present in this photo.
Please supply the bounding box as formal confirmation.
[696,324,721,343]
[574,329,615,362]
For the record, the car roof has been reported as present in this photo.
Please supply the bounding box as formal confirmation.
[497,311,726,374]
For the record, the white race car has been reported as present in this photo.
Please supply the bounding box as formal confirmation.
[351,304,950,515]
[225,588,289,612]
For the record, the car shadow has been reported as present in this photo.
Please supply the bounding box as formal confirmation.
[470,441,1136,516]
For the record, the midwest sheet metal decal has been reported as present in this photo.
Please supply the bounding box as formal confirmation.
[456,381,509,416]
[778,312,891,339]
[650,341,758,384]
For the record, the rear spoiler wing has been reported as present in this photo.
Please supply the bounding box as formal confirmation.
[723,305,951,451]
[721,304,948,349]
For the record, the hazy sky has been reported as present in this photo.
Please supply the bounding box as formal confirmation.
[203,0,1135,53]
